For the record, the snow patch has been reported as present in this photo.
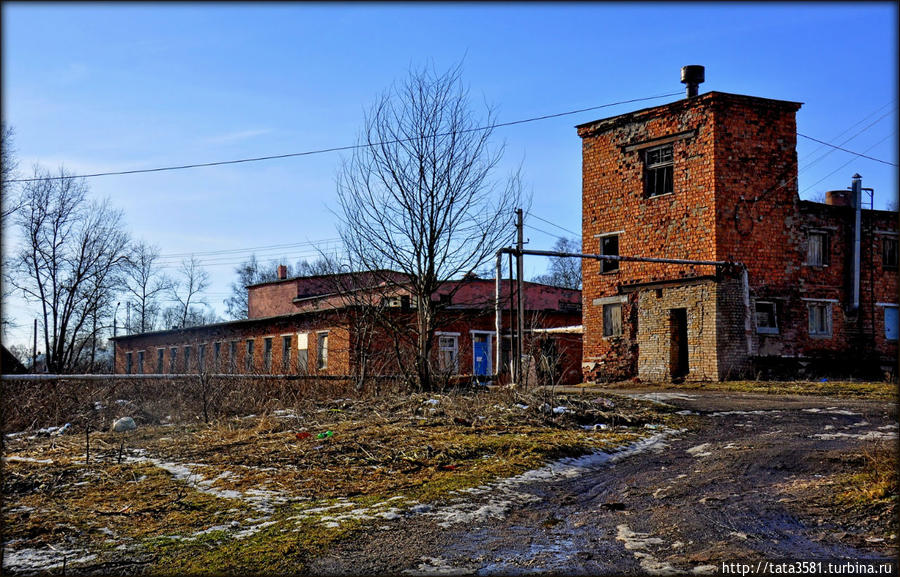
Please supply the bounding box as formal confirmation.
[616,524,677,575]
[802,408,860,416]
[2,546,97,574]
[686,444,712,458]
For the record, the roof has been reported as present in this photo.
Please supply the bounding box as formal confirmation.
[576,91,804,136]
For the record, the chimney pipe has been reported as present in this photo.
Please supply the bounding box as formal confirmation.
[277,264,287,280]
[681,65,705,98]
[850,174,862,312]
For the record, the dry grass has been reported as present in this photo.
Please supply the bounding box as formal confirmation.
[1,387,686,575]
[593,379,898,400]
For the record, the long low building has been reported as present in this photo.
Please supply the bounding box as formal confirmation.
[111,270,584,386]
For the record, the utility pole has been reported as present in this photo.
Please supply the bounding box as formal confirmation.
[508,251,515,382]
[113,302,120,374]
[515,208,525,387]
[32,319,37,374]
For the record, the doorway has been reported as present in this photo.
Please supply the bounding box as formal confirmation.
[669,308,689,380]
[471,332,492,377]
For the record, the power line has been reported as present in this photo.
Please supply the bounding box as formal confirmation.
[801,130,897,195]
[5,92,684,183]
[797,133,897,167]
[528,214,580,237]
[156,238,342,259]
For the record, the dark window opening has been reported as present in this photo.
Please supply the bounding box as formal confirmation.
[157,348,164,373]
[600,234,619,273]
[644,144,674,197]
[883,237,898,269]
[282,336,292,372]
[755,302,779,334]
[263,337,273,371]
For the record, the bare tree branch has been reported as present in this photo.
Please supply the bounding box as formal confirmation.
[336,63,521,391]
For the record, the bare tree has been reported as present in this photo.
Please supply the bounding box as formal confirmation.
[123,240,172,333]
[2,123,22,333]
[336,63,520,391]
[170,255,210,328]
[7,166,129,372]
[532,236,582,289]
[1,123,20,218]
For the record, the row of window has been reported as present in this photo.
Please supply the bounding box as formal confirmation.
[595,230,898,273]
[124,331,329,374]
[599,301,898,341]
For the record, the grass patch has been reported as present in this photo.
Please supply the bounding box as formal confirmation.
[593,379,897,400]
[2,389,682,574]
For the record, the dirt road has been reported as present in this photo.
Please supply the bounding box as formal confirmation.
[309,389,898,575]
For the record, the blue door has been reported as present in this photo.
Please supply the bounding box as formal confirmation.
[473,341,490,376]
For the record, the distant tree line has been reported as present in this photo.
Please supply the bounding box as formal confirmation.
[1,122,219,373]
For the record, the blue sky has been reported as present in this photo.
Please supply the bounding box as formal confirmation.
[2,2,897,347]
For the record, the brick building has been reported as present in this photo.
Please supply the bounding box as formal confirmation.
[579,90,898,382]
[111,270,583,386]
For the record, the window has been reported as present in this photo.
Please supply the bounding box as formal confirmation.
[603,303,623,338]
[245,340,254,371]
[229,341,238,373]
[599,234,619,273]
[125,352,133,374]
[297,332,309,374]
[170,348,177,373]
[885,306,898,341]
[157,348,165,373]
[807,232,830,266]
[316,332,328,370]
[883,237,898,269]
[213,342,221,371]
[755,302,779,334]
[137,351,144,374]
[808,302,832,337]
[437,334,459,373]
[263,337,273,371]
[198,344,206,372]
[644,144,674,197]
[183,346,191,372]
[282,336,292,372]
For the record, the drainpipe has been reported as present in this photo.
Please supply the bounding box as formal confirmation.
[851,174,862,313]
[741,267,753,356]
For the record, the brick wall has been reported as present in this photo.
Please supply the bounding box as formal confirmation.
[578,89,896,382]
[634,280,719,381]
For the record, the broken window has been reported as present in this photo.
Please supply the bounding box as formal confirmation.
[599,234,619,273]
[883,237,898,269]
[644,144,674,197]
[245,340,254,372]
[808,302,832,337]
[170,347,177,373]
[437,334,459,373]
[229,341,238,373]
[282,335,292,372]
[198,344,206,372]
[213,342,221,371]
[157,348,164,373]
[184,346,192,372]
[755,302,779,334]
[885,307,898,341]
[297,332,309,374]
[602,303,623,338]
[316,332,329,370]
[263,337,273,371]
[807,232,830,266]
[126,352,133,374]
[137,350,144,374]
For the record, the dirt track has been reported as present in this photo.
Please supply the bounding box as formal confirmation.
[308,389,898,575]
